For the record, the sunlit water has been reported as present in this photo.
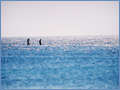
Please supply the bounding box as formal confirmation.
[1,36,119,89]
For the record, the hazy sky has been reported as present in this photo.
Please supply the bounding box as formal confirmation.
[1,1,119,37]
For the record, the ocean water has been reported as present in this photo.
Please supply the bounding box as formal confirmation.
[1,36,119,89]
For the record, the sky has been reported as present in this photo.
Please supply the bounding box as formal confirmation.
[1,1,119,37]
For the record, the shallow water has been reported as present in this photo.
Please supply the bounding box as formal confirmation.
[1,36,119,89]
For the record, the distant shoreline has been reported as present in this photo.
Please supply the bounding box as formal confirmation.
[1,35,119,39]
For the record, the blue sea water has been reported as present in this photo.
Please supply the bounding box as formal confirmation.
[1,36,119,89]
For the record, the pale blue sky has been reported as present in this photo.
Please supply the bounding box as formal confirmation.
[1,1,119,37]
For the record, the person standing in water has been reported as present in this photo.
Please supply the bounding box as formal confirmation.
[27,38,30,45]
[39,39,42,45]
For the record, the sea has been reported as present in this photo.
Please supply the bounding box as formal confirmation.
[1,36,119,89]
